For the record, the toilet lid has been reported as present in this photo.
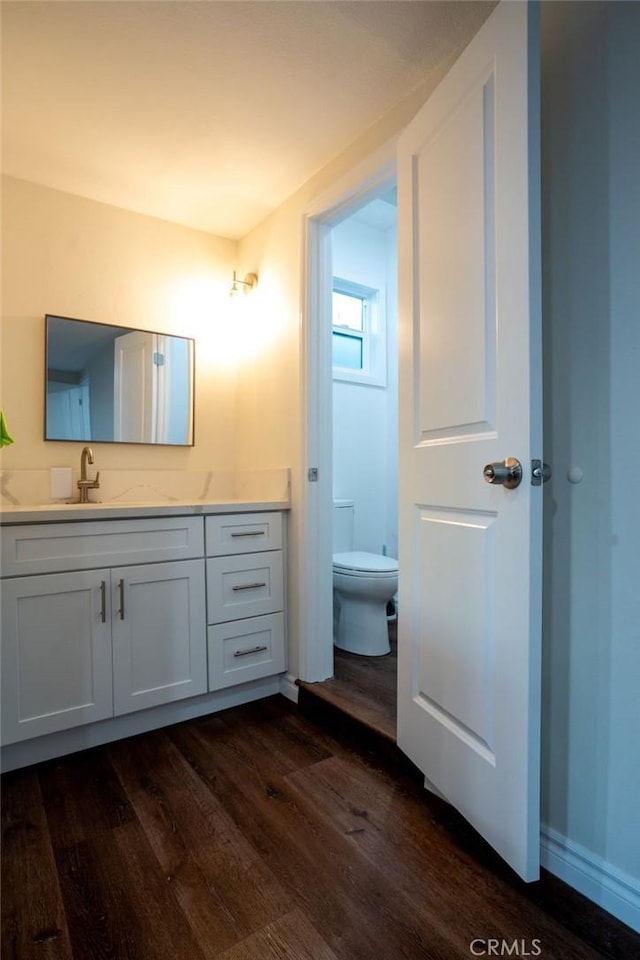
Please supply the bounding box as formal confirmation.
[333,551,398,575]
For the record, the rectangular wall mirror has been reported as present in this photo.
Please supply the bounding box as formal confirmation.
[45,315,195,445]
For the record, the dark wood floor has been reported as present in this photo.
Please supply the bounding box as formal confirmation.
[301,619,398,741]
[3,695,639,960]
[298,621,640,959]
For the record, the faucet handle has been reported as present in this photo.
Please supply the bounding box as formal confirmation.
[94,470,101,484]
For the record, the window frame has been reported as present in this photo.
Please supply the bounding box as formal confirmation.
[331,278,386,387]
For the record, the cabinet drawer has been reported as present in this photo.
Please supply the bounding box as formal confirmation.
[1,517,204,576]
[206,551,283,623]
[205,512,282,556]
[208,613,285,690]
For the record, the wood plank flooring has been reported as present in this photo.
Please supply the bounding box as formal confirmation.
[298,621,640,959]
[300,621,398,742]
[2,695,639,960]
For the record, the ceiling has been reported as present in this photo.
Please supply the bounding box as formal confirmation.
[1,1,495,240]
[351,191,398,231]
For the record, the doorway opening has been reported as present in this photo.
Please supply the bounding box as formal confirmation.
[328,193,399,736]
[298,141,399,737]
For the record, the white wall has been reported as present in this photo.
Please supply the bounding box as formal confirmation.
[331,213,398,558]
[607,3,640,884]
[541,0,640,927]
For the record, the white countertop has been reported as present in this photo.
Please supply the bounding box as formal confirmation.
[0,499,290,525]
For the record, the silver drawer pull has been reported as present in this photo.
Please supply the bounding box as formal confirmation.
[230,530,265,538]
[118,578,125,620]
[233,645,268,658]
[232,581,267,592]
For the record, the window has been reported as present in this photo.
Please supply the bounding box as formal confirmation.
[332,279,386,386]
[332,289,365,371]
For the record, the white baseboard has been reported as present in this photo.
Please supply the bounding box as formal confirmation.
[279,672,299,703]
[541,824,640,933]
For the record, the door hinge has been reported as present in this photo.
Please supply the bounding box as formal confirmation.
[531,459,552,485]
[153,352,165,366]
[308,467,318,482]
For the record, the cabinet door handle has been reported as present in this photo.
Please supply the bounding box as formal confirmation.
[100,580,107,623]
[232,581,267,592]
[233,645,268,658]
[118,578,125,620]
[230,530,265,538]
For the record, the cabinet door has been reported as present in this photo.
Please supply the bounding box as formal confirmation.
[1,570,113,744]
[112,559,206,714]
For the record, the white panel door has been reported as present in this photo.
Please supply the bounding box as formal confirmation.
[113,330,157,442]
[397,1,542,881]
[111,559,207,714]
[46,382,91,440]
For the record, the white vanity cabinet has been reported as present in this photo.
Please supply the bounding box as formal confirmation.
[0,517,206,745]
[0,506,288,766]
[206,512,286,690]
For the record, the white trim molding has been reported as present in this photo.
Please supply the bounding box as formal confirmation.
[279,672,299,704]
[541,824,640,933]
[298,136,398,683]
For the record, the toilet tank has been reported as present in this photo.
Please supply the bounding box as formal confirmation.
[333,500,354,553]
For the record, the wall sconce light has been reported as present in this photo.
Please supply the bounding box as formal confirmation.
[230,270,258,297]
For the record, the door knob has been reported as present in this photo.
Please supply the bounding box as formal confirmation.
[483,457,523,489]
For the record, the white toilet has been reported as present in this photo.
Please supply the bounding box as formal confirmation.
[333,500,398,657]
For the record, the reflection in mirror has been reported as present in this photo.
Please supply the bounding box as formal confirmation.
[45,315,195,445]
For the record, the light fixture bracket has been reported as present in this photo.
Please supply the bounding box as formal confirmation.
[230,270,258,296]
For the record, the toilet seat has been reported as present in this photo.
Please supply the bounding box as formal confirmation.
[333,551,398,577]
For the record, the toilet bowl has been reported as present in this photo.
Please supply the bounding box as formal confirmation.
[333,551,398,656]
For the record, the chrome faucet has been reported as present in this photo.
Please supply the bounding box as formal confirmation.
[77,446,100,503]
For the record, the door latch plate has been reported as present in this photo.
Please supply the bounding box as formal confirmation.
[531,460,552,485]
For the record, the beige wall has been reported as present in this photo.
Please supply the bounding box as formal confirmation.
[1,175,238,471]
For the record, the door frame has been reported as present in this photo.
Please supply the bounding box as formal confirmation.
[298,139,397,683]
